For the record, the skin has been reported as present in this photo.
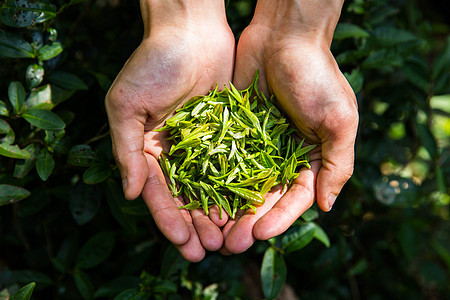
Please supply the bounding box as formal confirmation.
[106,0,359,260]
[221,0,359,254]
[105,0,234,262]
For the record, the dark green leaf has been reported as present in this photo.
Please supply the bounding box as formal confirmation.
[73,269,95,300]
[0,184,30,206]
[37,42,63,61]
[114,289,150,300]
[372,26,417,47]
[313,223,330,248]
[261,247,287,300]
[51,234,79,273]
[94,276,140,298]
[83,163,112,184]
[47,71,88,90]
[0,143,31,159]
[51,85,75,106]
[348,259,368,276]
[160,245,190,280]
[0,30,34,58]
[76,232,115,269]
[11,270,52,288]
[36,149,55,181]
[334,23,370,40]
[69,182,101,225]
[17,188,49,217]
[0,119,11,135]
[153,280,177,294]
[92,72,112,91]
[67,144,96,167]
[8,81,25,114]
[282,223,316,253]
[121,198,150,216]
[301,207,319,222]
[0,100,10,116]
[14,144,39,178]
[416,123,438,159]
[104,180,137,232]
[344,69,364,94]
[361,49,404,69]
[0,1,56,28]
[22,109,65,130]
[11,282,35,300]
[433,36,450,79]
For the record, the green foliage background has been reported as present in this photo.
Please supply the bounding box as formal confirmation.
[1,0,449,299]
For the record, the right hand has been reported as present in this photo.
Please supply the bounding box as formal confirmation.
[105,0,235,262]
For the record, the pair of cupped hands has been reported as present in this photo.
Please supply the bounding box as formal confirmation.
[105,1,358,262]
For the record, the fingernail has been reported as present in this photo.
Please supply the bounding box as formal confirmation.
[122,178,128,193]
[327,194,337,211]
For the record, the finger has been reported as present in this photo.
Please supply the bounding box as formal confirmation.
[219,210,243,256]
[253,161,320,240]
[316,119,357,212]
[141,154,190,246]
[174,215,206,263]
[190,208,224,251]
[223,185,284,254]
[208,205,228,228]
[106,96,148,200]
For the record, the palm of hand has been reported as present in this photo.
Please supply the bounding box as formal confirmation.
[106,25,235,261]
[222,25,358,254]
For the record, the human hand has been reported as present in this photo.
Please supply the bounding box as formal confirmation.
[105,0,235,262]
[222,0,358,254]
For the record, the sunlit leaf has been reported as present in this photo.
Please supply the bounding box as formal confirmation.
[10,282,35,300]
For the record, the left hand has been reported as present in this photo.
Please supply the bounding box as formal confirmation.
[221,0,359,254]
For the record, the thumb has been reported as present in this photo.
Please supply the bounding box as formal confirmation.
[106,98,148,200]
[316,121,357,212]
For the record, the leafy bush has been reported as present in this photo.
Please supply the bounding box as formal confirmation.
[1,0,449,299]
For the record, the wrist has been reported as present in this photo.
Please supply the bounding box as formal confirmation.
[251,0,344,47]
[140,0,227,38]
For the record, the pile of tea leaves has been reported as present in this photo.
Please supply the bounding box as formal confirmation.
[157,73,315,219]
